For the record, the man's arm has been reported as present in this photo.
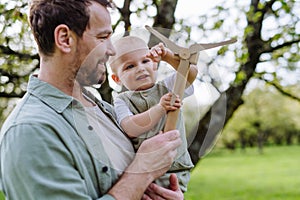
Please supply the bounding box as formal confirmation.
[1,121,181,200]
[108,130,182,200]
[0,124,113,200]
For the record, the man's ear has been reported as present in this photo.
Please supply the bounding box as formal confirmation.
[111,74,122,85]
[54,24,73,53]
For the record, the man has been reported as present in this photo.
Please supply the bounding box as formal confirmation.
[0,0,184,199]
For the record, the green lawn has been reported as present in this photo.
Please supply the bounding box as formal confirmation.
[184,145,300,200]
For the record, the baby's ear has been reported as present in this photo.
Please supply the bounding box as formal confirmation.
[111,74,122,85]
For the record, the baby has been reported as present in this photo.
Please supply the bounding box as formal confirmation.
[108,35,198,192]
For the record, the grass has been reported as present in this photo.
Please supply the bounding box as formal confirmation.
[184,145,300,200]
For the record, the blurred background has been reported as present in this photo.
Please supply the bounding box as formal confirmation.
[0,0,299,199]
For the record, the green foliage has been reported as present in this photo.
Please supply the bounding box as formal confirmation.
[221,85,300,148]
[1,0,299,97]
[252,11,263,23]
[216,45,228,56]
[281,1,291,13]
[234,70,247,85]
[213,19,224,29]
[0,0,37,102]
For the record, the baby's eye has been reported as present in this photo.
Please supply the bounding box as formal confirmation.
[142,59,151,64]
[124,64,134,70]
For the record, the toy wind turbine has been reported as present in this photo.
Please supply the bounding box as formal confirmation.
[145,25,237,132]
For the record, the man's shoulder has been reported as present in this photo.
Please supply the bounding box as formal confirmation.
[1,93,62,136]
[99,99,113,111]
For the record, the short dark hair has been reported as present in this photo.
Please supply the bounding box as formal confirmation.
[29,0,113,56]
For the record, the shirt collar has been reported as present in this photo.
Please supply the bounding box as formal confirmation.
[27,75,74,113]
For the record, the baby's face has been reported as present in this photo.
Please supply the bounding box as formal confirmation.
[115,49,158,91]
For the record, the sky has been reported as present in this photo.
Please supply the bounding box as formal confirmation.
[175,0,223,19]
[112,0,223,26]
[173,0,232,105]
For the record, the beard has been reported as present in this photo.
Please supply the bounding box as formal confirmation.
[76,67,100,87]
[74,41,109,87]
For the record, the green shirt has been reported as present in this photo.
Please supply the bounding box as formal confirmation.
[0,75,129,200]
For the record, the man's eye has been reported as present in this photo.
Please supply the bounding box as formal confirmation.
[125,65,134,70]
[99,36,108,40]
[98,34,111,40]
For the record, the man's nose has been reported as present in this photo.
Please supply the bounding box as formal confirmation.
[107,39,116,56]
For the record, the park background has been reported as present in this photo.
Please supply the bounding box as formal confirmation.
[0,0,299,199]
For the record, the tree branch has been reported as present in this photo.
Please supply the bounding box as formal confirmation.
[262,39,300,54]
[153,0,159,9]
[0,45,39,60]
[1,3,27,15]
[261,0,277,13]
[0,91,25,98]
[120,0,132,31]
[260,0,280,18]
[258,77,300,102]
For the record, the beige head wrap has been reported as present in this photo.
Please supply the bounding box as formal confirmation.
[108,36,149,72]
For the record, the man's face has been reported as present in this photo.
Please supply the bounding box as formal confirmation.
[76,2,115,86]
[97,63,107,85]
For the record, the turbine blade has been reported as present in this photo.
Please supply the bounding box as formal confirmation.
[145,25,182,53]
[189,38,237,53]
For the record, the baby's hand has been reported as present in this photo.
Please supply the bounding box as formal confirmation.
[147,43,172,63]
[159,93,181,112]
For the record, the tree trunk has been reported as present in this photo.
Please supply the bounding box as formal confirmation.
[188,0,265,165]
[149,0,178,47]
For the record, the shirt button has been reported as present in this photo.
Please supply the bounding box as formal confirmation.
[102,166,108,173]
[88,125,93,130]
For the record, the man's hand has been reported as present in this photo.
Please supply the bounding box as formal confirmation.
[108,131,182,200]
[143,174,184,200]
[126,130,181,179]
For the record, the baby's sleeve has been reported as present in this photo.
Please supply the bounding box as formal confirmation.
[114,97,134,124]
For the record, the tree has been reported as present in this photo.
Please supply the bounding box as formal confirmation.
[185,0,300,163]
[0,0,299,165]
[221,85,300,151]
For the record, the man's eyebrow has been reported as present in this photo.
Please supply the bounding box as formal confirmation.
[102,30,113,34]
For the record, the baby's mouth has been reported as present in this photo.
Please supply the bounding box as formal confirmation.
[136,74,149,80]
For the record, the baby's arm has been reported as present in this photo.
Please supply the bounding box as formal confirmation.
[120,93,181,138]
[148,43,198,87]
